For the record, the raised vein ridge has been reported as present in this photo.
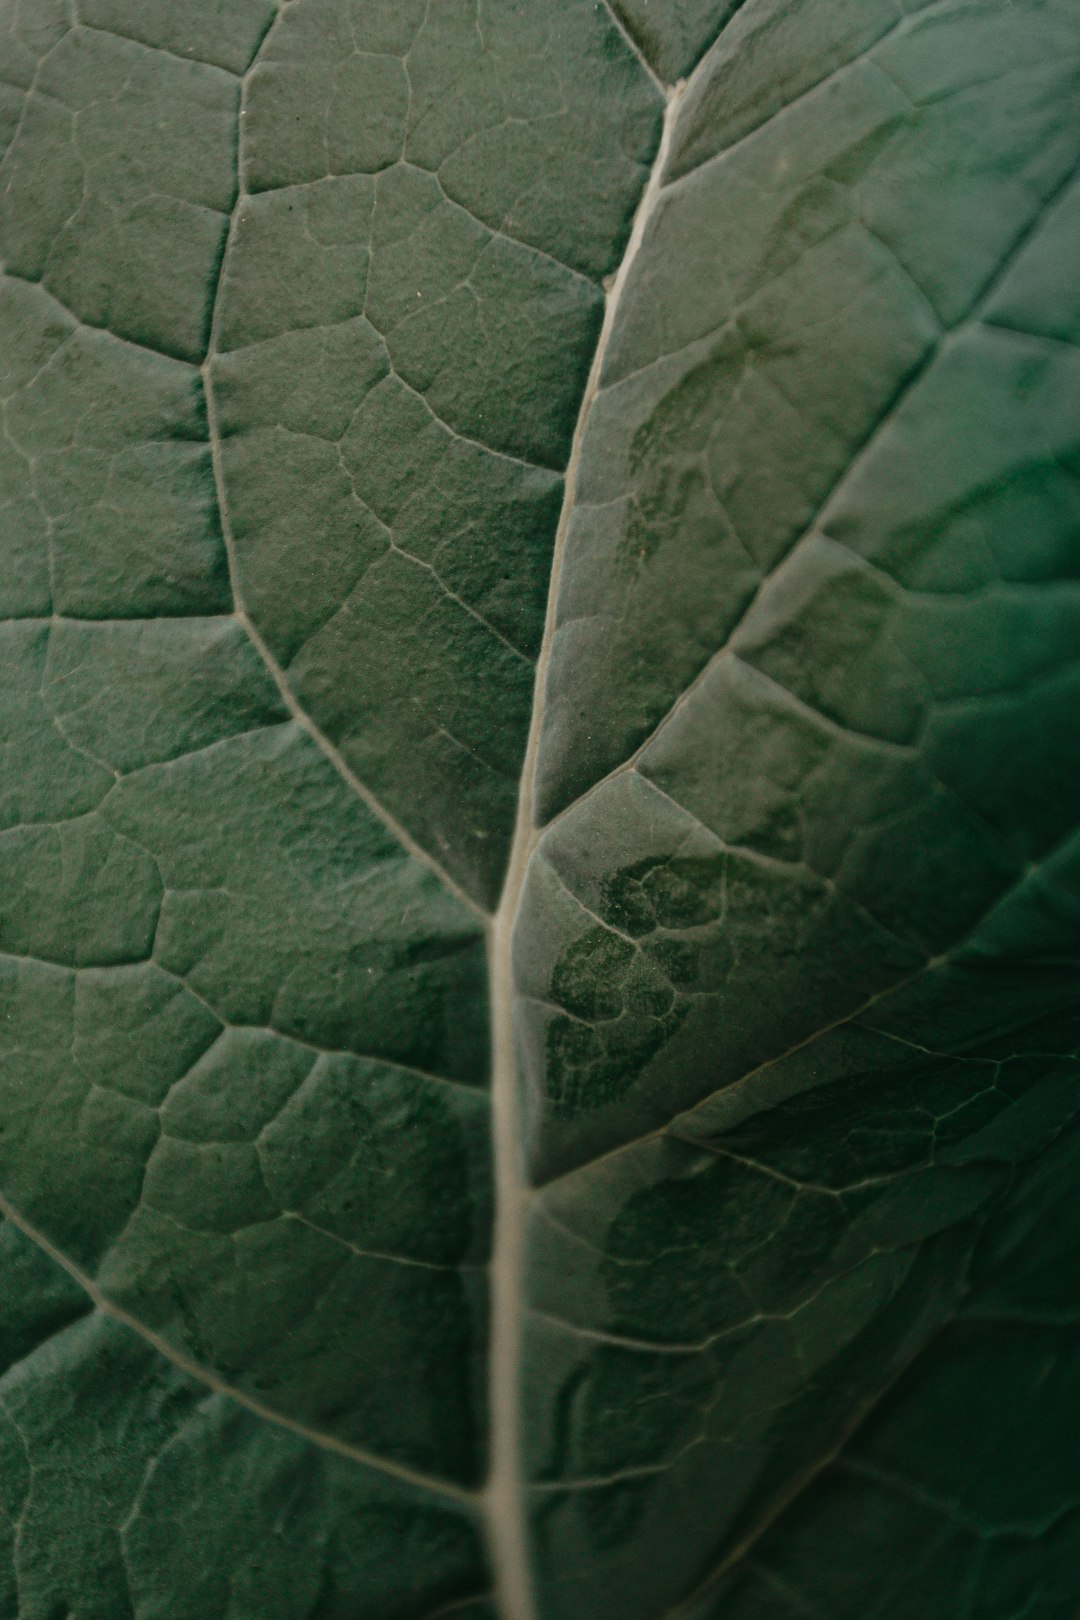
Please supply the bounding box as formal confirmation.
[484,75,688,1620]
[200,3,486,924]
[0,1190,476,1506]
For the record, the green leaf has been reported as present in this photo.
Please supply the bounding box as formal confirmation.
[1,0,1078,1616]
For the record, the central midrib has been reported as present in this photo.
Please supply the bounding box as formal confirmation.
[483,82,686,1620]
[204,11,688,1611]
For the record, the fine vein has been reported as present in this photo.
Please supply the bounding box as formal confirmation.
[538,143,1080,852]
[0,1191,476,1506]
[660,1306,961,1619]
[599,0,666,95]
[200,7,485,925]
[484,80,686,1620]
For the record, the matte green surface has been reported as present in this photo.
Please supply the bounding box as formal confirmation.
[0,0,1078,1615]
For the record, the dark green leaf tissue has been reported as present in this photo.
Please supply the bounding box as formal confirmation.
[1,0,1078,1615]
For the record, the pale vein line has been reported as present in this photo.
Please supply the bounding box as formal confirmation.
[2,271,202,367]
[601,0,757,96]
[539,148,1080,847]
[0,1189,477,1507]
[198,9,486,924]
[389,540,532,666]
[525,1305,708,1357]
[658,1311,961,1620]
[661,1,917,195]
[536,805,1080,1198]
[534,954,946,1197]
[75,21,243,80]
[484,79,688,1620]
[421,1594,495,1620]
[0,29,69,180]
[282,1210,481,1274]
[152,962,483,1095]
[485,16,1076,1617]
[394,370,557,478]
[597,0,666,97]
[403,159,600,289]
[528,1459,669,1493]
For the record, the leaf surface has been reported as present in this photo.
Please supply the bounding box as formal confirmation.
[1,0,1079,1616]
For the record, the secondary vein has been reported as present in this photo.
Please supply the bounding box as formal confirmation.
[199,5,486,925]
[0,1189,478,1507]
[538,145,1080,851]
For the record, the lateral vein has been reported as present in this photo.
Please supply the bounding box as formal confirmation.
[539,146,1080,847]
[598,0,666,96]
[0,1189,477,1507]
[199,5,486,924]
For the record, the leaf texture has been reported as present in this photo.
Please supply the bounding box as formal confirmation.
[0,0,1078,1616]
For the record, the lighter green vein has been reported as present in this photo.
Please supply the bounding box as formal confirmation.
[198,8,486,924]
[0,1189,478,1506]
